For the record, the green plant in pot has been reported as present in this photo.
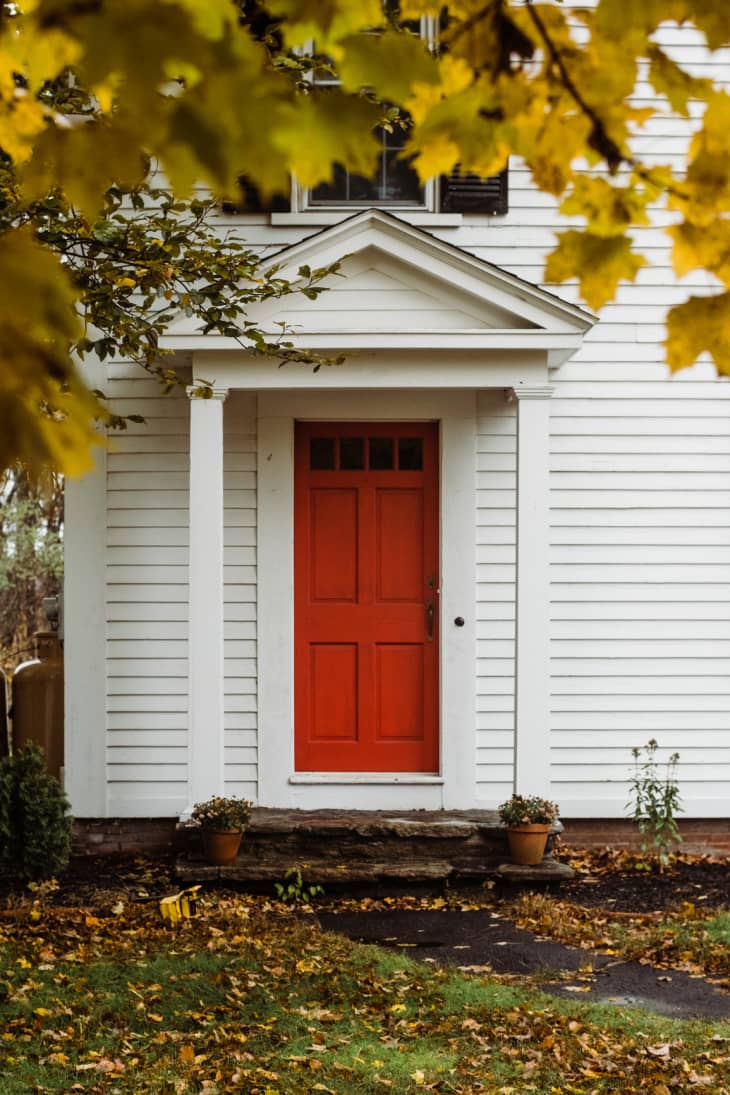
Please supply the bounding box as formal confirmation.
[190,795,252,866]
[498,793,559,866]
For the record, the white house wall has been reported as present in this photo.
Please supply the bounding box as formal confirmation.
[550,361,730,820]
[544,22,730,818]
[104,367,190,816]
[80,18,730,819]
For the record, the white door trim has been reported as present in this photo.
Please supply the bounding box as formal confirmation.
[257,389,477,809]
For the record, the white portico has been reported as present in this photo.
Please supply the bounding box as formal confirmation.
[174,210,594,813]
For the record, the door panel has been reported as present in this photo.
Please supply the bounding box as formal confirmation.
[309,644,358,741]
[295,422,439,772]
[376,490,423,602]
[376,644,424,740]
[310,489,358,602]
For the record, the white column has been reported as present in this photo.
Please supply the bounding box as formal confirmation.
[187,385,228,809]
[513,384,554,797]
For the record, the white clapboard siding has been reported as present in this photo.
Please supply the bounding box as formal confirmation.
[223,393,258,800]
[106,370,190,813]
[475,390,517,800]
[95,10,730,817]
[550,373,730,813]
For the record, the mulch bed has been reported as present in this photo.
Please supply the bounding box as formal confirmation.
[558,855,730,913]
[1,851,729,913]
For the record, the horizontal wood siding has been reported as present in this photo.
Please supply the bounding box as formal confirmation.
[549,376,730,815]
[106,369,190,816]
[224,393,258,800]
[541,22,730,815]
[96,14,728,816]
[475,391,516,803]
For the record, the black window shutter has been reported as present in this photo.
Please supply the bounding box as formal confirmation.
[439,166,508,215]
[221,176,290,214]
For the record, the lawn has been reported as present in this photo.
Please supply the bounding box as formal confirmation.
[1,879,730,1094]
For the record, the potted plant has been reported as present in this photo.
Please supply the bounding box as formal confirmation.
[498,793,559,866]
[190,795,252,866]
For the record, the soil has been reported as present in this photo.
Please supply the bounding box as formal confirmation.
[558,857,730,913]
[3,852,729,912]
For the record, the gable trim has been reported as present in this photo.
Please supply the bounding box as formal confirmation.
[260,208,595,333]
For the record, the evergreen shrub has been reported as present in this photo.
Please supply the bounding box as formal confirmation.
[0,742,72,880]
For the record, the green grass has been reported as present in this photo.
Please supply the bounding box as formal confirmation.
[1,895,729,1094]
[706,913,730,946]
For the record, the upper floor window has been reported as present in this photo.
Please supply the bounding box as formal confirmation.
[224,5,509,218]
[308,125,425,208]
[303,7,432,212]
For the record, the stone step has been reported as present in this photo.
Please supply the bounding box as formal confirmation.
[495,861,575,883]
[176,856,455,885]
[175,809,566,887]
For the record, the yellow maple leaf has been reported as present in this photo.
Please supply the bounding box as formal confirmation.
[275,94,381,189]
[560,177,651,237]
[409,132,460,183]
[670,220,730,287]
[407,54,473,125]
[338,30,438,102]
[545,230,646,311]
[266,0,383,51]
[666,291,730,376]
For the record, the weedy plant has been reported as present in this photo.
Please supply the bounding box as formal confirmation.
[0,742,73,880]
[274,865,324,905]
[627,738,682,872]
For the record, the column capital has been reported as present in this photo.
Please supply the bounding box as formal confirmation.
[509,384,554,401]
[186,384,229,402]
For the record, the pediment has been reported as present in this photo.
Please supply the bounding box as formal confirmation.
[251,208,595,338]
[161,208,596,367]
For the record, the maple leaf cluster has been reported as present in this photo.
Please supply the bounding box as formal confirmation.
[1,1,730,472]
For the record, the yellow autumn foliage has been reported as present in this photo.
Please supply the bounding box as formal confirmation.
[0,0,729,471]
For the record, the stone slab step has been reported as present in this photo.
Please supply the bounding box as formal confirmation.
[174,809,566,887]
[495,861,575,882]
[176,856,454,885]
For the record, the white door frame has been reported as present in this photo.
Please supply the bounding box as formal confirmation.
[257,389,477,809]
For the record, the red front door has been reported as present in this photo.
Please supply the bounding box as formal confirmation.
[294,422,439,772]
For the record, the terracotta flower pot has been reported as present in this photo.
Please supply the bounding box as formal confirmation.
[201,829,242,866]
[506,824,551,866]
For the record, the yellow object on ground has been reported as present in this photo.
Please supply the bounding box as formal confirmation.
[159,886,202,924]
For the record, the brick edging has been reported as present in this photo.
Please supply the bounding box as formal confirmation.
[72,818,180,856]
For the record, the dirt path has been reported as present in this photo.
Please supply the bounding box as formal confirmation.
[318,908,730,1020]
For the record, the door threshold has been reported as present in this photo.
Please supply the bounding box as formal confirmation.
[289,773,444,785]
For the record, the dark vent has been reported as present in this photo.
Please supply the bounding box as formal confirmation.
[439,166,508,215]
[221,176,290,214]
